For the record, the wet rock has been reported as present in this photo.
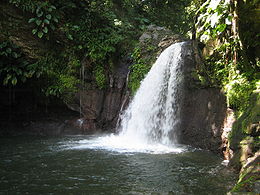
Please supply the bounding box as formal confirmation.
[222,108,236,160]
[173,41,227,153]
[180,88,226,152]
[158,34,184,51]
[66,57,130,132]
[26,119,83,136]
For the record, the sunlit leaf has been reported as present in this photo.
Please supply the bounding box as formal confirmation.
[32,29,38,35]
[36,19,42,26]
[43,27,48,34]
[28,18,36,23]
[11,77,17,85]
[43,19,50,24]
[38,31,44,38]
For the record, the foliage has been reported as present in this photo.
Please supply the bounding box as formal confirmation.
[8,0,39,12]
[232,175,259,192]
[134,0,196,35]
[38,52,80,103]
[128,46,152,93]
[196,0,259,113]
[2,0,202,99]
[0,41,42,86]
[44,73,79,103]
[94,65,106,89]
[196,0,231,42]
[4,0,258,110]
[28,2,59,39]
[224,71,256,112]
[228,93,260,192]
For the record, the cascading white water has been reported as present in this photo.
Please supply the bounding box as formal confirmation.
[117,42,185,146]
[71,42,187,153]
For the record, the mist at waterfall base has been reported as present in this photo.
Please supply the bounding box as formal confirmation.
[0,43,236,194]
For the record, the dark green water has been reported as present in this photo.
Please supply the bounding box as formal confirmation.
[0,135,236,194]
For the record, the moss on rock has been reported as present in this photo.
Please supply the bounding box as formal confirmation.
[228,92,260,193]
[229,93,260,150]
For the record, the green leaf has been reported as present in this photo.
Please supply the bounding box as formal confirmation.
[50,5,56,10]
[3,74,11,85]
[0,42,7,48]
[3,78,8,85]
[6,48,12,54]
[36,7,41,15]
[16,69,22,75]
[53,17,58,23]
[28,18,36,23]
[43,27,48,33]
[46,14,52,20]
[29,70,35,77]
[11,77,17,85]
[216,23,227,33]
[12,52,18,58]
[37,11,43,17]
[67,34,73,40]
[43,19,50,24]
[38,31,44,38]
[36,19,42,26]
[12,44,19,49]
[32,29,38,34]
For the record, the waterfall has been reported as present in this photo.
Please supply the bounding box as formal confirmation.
[117,42,185,146]
[75,42,187,153]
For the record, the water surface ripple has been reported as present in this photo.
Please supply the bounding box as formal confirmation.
[0,135,236,194]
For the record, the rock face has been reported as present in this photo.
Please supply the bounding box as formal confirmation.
[180,88,226,151]
[67,58,130,132]
[176,41,227,152]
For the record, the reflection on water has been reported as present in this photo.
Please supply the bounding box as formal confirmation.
[0,135,236,194]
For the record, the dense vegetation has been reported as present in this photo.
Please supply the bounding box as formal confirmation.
[0,0,259,192]
[193,1,259,192]
[0,0,199,102]
[196,0,259,113]
[0,0,258,118]
[0,0,259,122]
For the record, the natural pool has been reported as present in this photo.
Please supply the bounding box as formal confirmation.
[0,135,236,194]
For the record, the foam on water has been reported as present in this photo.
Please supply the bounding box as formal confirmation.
[58,135,185,154]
